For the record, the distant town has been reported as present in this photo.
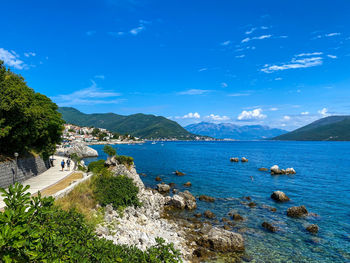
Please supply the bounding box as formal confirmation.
[61,124,143,145]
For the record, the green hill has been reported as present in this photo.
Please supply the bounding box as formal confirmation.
[272,116,350,141]
[58,107,195,139]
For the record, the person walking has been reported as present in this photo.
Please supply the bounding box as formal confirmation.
[67,158,71,171]
[61,159,65,171]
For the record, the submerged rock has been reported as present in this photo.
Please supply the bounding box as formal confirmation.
[197,227,244,252]
[271,191,290,202]
[204,210,216,219]
[306,224,319,234]
[248,202,257,208]
[262,222,278,233]
[258,167,269,171]
[199,195,215,202]
[287,205,308,218]
[157,183,170,193]
[155,176,162,182]
[232,214,244,221]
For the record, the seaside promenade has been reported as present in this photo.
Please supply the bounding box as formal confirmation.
[0,156,74,209]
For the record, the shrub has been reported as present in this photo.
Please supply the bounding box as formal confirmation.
[88,159,106,173]
[0,183,182,262]
[103,145,116,157]
[93,173,141,209]
[116,155,134,167]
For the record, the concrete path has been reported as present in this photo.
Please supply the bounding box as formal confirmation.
[0,156,75,209]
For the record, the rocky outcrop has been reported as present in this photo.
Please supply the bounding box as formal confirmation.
[270,165,296,175]
[271,191,290,202]
[157,183,170,193]
[262,222,278,232]
[241,157,248,163]
[230,157,239,162]
[199,195,215,202]
[167,190,197,210]
[56,142,98,158]
[197,227,244,252]
[204,210,216,219]
[306,224,319,234]
[287,205,308,218]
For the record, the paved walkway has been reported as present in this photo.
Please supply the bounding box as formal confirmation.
[0,156,74,209]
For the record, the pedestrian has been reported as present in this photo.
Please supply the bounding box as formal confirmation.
[67,158,71,171]
[61,159,65,171]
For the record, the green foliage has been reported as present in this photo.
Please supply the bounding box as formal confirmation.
[93,173,141,210]
[103,145,117,157]
[58,106,195,139]
[0,183,182,262]
[0,61,64,157]
[88,159,106,173]
[116,155,134,166]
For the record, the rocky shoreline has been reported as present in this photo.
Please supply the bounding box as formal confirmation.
[95,161,244,262]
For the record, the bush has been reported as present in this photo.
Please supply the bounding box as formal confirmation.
[93,173,141,209]
[0,183,182,262]
[103,145,116,157]
[116,155,134,167]
[88,159,106,173]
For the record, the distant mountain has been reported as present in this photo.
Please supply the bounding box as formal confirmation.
[185,122,287,140]
[58,107,195,139]
[272,116,350,141]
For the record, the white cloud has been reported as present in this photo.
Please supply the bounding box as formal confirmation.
[261,56,323,73]
[0,48,26,69]
[176,112,201,119]
[237,108,266,120]
[269,107,278,111]
[108,31,125,37]
[86,31,96,36]
[177,89,210,95]
[235,54,245,58]
[325,32,341,37]
[275,77,282,80]
[198,67,208,72]
[221,82,228,88]
[94,75,105,79]
[245,27,256,35]
[301,111,309,115]
[24,52,36,57]
[206,114,230,121]
[318,108,329,117]
[52,80,123,106]
[130,25,145,35]
[221,40,231,46]
[296,52,323,57]
[228,93,250,97]
[327,54,337,59]
[283,115,291,121]
[241,34,272,43]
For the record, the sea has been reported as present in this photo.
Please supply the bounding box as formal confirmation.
[85,141,350,263]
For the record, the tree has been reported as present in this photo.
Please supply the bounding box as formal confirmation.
[91,128,100,137]
[0,61,64,157]
[103,145,116,159]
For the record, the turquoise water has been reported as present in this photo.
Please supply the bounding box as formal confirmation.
[86,141,350,262]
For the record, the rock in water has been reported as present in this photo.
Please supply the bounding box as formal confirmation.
[285,168,296,174]
[168,194,186,209]
[184,181,192,187]
[199,195,215,202]
[262,222,278,232]
[241,157,248,162]
[157,183,170,193]
[155,176,162,182]
[258,167,268,171]
[287,205,308,218]
[270,165,282,175]
[271,191,290,202]
[306,224,319,234]
[175,170,185,176]
[179,190,197,210]
[198,227,244,252]
[231,214,244,221]
[230,157,239,162]
[204,210,216,219]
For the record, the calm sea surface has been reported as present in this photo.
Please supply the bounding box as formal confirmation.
[86,141,350,262]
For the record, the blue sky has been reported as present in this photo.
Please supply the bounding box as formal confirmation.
[1,0,349,130]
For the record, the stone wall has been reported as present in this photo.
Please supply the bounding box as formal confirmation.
[0,156,50,188]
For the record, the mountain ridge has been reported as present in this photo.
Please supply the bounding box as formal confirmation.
[58,107,196,139]
[185,122,287,140]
